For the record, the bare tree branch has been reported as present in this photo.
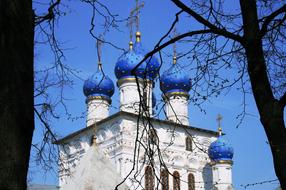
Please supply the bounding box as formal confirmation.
[171,0,244,43]
[260,4,286,37]
[35,0,62,26]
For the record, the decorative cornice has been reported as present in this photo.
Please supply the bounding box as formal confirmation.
[86,95,111,104]
[54,111,220,144]
[162,91,189,100]
[210,160,233,166]
[117,77,151,87]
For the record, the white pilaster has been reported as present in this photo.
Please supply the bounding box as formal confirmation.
[118,78,153,115]
[86,97,110,127]
[164,93,189,125]
[145,80,153,115]
[211,161,233,190]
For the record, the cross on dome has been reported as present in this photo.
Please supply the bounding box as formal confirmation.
[127,0,144,42]
[115,0,160,81]
[135,0,144,33]
[83,37,115,100]
[208,113,234,162]
[160,28,192,95]
[96,37,103,67]
[173,27,178,64]
[216,113,223,136]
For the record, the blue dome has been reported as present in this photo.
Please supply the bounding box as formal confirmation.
[114,49,148,80]
[133,41,160,80]
[83,68,115,99]
[160,62,191,94]
[208,135,234,162]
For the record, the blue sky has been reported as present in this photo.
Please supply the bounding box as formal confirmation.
[31,0,282,189]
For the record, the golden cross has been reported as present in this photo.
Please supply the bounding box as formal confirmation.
[217,113,223,128]
[127,0,144,42]
[135,0,139,31]
[134,0,144,32]
[173,27,177,57]
[172,27,178,64]
[96,36,103,69]
[127,12,135,41]
[216,114,223,127]
[216,114,223,135]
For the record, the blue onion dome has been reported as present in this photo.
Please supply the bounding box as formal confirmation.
[152,92,156,108]
[160,56,192,94]
[114,41,147,80]
[83,64,115,100]
[133,32,160,80]
[208,129,234,162]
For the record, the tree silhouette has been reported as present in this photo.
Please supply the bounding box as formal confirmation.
[1,1,34,189]
[1,0,286,189]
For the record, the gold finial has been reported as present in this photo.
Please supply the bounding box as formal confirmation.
[173,56,177,64]
[129,41,133,50]
[216,114,223,136]
[218,127,222,136]
[98,62,102,70]
[136,31,141,42]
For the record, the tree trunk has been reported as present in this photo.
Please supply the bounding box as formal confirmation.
[246,42,286,189]
[0,0,34,190]
[240,0,286,188]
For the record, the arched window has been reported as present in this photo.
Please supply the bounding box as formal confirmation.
[148,129,158,145]
[160,169,169,190]
[188,173,195,190]
[173,171,180,190]
[145,166,154,190]
[186,136,193,151]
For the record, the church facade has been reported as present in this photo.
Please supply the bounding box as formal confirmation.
[55,31,234,190]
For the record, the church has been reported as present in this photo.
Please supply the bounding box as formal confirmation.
[55,30,234,189]
[55,29,234,190]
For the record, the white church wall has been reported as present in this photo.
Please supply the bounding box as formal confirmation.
[165,95,189,125]
[58,113,219,189]
[212,163,233,190]
[86,98,110,126]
